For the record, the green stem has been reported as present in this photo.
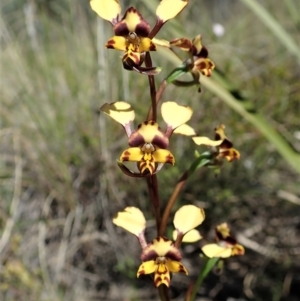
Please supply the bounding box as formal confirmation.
[189,258,219,301]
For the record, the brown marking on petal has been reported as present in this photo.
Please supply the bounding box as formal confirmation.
[137,265,146,276]
[220,149,240,162]
[208,61,214,68]
[170,38,192,52]
[106,39,116,49]
[114,20,130,36]
[165,153,175,165]
[154,276,163,287]
[223,235,237,245]
[148,42,156,51]
[154,274,170,287]
[152,134,169,149]
[218,150,234,162]
[138,160,155,175]
[198,46,208,58]
[125,7,150,37]
[121,150,131,161]
[198,61,207,70]
[123,51,140,65]
[178,265,187,273]
[165,249,182,262]
[128,130,145,147]
[219,138,233,149]
[141,249,159,262]
[163,276,170,286]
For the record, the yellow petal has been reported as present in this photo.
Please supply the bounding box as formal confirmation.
[192,35,203,54]
[112,207,146,236]
[173,205,205,235]
[152,149,175,165]
[137,260,156,277]
[106,36,127,51]
[173,124,196,136]
[215,124,227,140]
[216,223,231,238]
[100,101,135,127]
[173,229,202,243]
[219,148,241,162]
[161,102,193,130]
[129,121,168,147]
[170,37,192,51]
[202,244,232,258]
[123,7,145,32]
[165,260,188,274]
[193,57,215,77]
[90,0,121,24]
[156,0,188,23]
[192,136,223,146]
[231,244,245,256]
[139,37,157,52]
[152,38,170,48]
[120,147,144,162]
[150,237,179,257]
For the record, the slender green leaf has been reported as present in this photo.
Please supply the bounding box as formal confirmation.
[188,257,219,301]
[240,0,300,63]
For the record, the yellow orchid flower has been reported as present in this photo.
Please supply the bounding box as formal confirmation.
[90,0,189,74]
[101,101,195,176]
[113,204,205,287]
[202,223,245,258]
[170,34,215,82]
[192,124,240,166]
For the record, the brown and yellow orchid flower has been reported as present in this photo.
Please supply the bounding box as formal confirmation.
[202,223,245,258]
[113,205,205,287]
[101,101,196,176]
[192,124,240,167]
[137,237,187,287]
[90,0,189,75]
[169,35,215,90]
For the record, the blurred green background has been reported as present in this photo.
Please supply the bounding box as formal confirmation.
[1,0,300,300]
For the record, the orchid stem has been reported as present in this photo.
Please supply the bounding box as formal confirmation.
[147,79,167,120]
[158,285,171,301]
[145,53,157,121]
[159,158,206,236]
[146,176,161,233]
[159,171,188,237]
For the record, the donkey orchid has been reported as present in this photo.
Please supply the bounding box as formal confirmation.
[90,0,189,75]
[113,205,205,287]
[101,101,196,176]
